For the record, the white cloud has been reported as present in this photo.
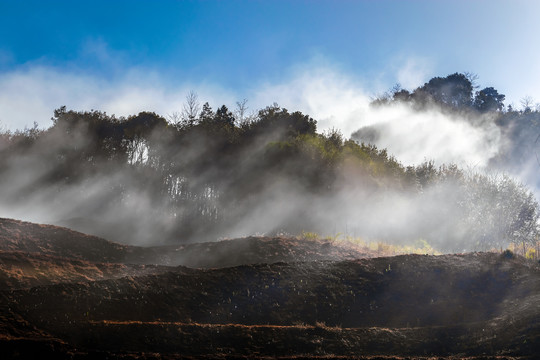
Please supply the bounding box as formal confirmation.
[356,105,502,168]
[396,57,432,90]
[250,66,371,137]
[0,66,236,130]
[0,60,503,170]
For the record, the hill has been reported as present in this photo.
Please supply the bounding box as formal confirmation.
[0,218,539,359]
[0,218,374,268]
[0,218,130,263]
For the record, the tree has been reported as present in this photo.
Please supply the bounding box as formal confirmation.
[199,102,214,124]
[413,73,473,108]
[255,105,317,138]
[215,105,235,127]
[123,112,167,166]
[235,99,249,123]
[458,173,540,251]
[182,91,201,126]
[392,89,411,102]
[463,72,480,90]
[473,87,505,112]
[521,96,534,113]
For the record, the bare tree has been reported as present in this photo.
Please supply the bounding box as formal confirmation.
[390,83,402,94]
[235,98,249,124]
[182,91,201,126]
[520,96,534,112]
[167,111,182,127]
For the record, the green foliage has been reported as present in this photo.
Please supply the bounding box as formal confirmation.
[372,72,507,114]
[301,231,320,241]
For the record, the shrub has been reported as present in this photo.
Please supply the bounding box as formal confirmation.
[501,249,514,259]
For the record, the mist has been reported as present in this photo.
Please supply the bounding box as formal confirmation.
[0,66,539,253]
[0,98,537,254]
[351,104,502,167]
[0,64,512,170]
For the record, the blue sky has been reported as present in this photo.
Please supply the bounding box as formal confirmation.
[1,0,540,132]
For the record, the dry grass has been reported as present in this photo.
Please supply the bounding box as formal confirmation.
[300,231,439,257]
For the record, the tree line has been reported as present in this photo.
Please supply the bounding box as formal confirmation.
[0,77,538,252]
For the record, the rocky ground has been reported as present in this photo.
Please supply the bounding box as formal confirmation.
[0,218,539,359]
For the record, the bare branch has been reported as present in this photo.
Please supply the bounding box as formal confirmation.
[235,98,249,123]
[520,96,534,112]
[182,91,201,125]
[464,72,480,90]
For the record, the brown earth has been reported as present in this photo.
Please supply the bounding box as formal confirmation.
[0,251,170,289]
[0,218,374,268]
[0,218,539,359]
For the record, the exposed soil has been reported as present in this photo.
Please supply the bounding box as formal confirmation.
[0,251,169,289]
[0,218,375,268]
[1,218,539,359]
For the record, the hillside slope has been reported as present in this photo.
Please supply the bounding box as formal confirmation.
[0,251,171,289]
[0,218,131,263]
[0,218,374,268]
[1,218,539,359]
[3,254,540,358]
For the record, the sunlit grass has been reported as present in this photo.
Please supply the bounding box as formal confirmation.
[299,231,439,256]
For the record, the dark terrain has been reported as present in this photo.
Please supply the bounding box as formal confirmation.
[1,218,539,359]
